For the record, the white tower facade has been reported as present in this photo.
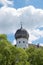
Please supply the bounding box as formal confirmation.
[16,38,28,48]
[15,25,29,48]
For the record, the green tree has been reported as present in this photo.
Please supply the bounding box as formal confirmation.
[26,46,43,65]
[0,34,12,65]
[0,34,7,40]
[1,34,43,65]
[0,34,30,65]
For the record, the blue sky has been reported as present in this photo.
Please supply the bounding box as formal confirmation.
[0,0,43,9]
[13,0,43,9]
[0,0,43,45]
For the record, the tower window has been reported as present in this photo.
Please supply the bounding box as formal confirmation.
[23,41,25,43]
[19,41,20,43]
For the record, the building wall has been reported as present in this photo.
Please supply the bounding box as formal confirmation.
[16,38,28,48]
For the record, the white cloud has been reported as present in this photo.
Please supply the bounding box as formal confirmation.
[0,5,43,44]
[12,39,16,45]
[0,0,13,6]
[28,29,43,43]
[40,43,43,46]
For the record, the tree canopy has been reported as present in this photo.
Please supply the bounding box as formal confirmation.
[0,34,43,65]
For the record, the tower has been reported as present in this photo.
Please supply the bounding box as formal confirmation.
[15,23,29,48]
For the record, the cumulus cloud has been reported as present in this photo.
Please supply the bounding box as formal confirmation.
[0,5,43,44]
[0,5,43,33]
[40,43,43,46]
[12,39,16,45]
[0,0,13,6]
[28,29,43,43]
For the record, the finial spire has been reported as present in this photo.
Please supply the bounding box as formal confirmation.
[20,21,22,29]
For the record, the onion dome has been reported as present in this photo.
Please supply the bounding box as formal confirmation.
[15,25,29,40]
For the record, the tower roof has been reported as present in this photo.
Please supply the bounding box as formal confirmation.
[15,27,29,40]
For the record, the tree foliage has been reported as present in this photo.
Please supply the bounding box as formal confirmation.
[0,34,43,65]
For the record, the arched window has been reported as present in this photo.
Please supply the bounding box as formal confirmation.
[23,41,25,43]
[19,41,21,43]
